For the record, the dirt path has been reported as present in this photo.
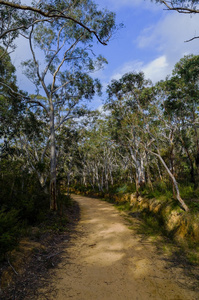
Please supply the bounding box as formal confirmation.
[39,195,199,300]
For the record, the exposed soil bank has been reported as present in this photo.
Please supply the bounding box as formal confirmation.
[38,194,199,300]
[129,193,199,245]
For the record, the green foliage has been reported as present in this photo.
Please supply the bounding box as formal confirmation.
[138,213,163,237]
[0,157,50,259]
[115,183,136,194]
[57,193,73,211]
[179,184,195,199]
[0,209,20,260]
[45,214,69,233]
[187,251,199,265]
[0,47,25,140]
[189,201,199,212]
[116,184,128,194]
[115,201,132,212]
[141,181,173,201]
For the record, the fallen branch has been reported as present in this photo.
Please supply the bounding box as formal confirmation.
[46,251,64,260]
[7,256,18,275]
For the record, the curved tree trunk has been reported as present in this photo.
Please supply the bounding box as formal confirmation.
[152,150,189,212]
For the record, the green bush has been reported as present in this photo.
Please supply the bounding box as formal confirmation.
[0,208,20,260]
[0,159,50,259]
[179,184,195,199]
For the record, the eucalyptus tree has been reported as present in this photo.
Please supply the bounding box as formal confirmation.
[0,46,25,150]
[106,71,189,211]
[0,46,49,189]
[134,80,190,211]
[106,72,152,196]
[56,120,82,196]
[76,115,119,192]
[172,55,199,170]
[158,55,199,184]
[0,0,117,210]
[139,81,191,211]
[0,0,116,51]
[16,109,50,188]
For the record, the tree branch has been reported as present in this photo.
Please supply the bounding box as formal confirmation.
[0,18,51,40]
[0,1,109,45]
[26,99,48,114]
[160,0,199,14]
[185,35,199,42]
[42,24,67,82]
[0,80,49,113]
[50,34,82,93]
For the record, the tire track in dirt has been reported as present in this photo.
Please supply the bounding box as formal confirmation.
[39,195,199,300]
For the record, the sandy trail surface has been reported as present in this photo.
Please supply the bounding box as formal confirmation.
[39,194,199,300]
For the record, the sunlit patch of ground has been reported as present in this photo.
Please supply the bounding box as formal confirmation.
[37,195,199,300]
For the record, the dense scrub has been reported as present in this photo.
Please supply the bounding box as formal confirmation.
[0,157,73,261]
[0,160,49,261]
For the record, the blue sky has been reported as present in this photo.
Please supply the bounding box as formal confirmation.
[12,0,199,109]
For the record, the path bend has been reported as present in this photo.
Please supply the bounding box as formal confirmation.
[39,194,199,300]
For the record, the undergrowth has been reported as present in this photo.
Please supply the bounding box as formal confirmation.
[0,191,73,262]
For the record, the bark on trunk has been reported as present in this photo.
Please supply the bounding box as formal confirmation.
[180,137,195,185]
[49,107,57,211]
[67,171,70,196]
[129,147,145,198]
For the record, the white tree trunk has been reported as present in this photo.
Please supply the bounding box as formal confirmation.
[152,150,189,212]
[49,106,57,211]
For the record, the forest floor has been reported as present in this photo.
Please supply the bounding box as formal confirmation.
[37,194,199,300]
[0,200,80,300]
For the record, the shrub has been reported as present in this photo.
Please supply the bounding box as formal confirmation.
[0,208,20,261]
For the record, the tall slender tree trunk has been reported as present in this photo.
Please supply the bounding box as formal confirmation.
[180,137,195,185]
[192,113,199,174]
[67,170,71,196]
[129,147,145,198]
[156,161,163,181]
[83,170,87,186]
[134,161,146,198]
[145,151,153,190]
[135,170,140,199]
[170,144,176,197]
[49,106,57,211]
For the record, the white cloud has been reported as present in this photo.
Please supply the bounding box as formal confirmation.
[109,11,199,84]
[110,60,142,81]
[110,55,170,83]
[142,55,169,82]
[137,12,199,63]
